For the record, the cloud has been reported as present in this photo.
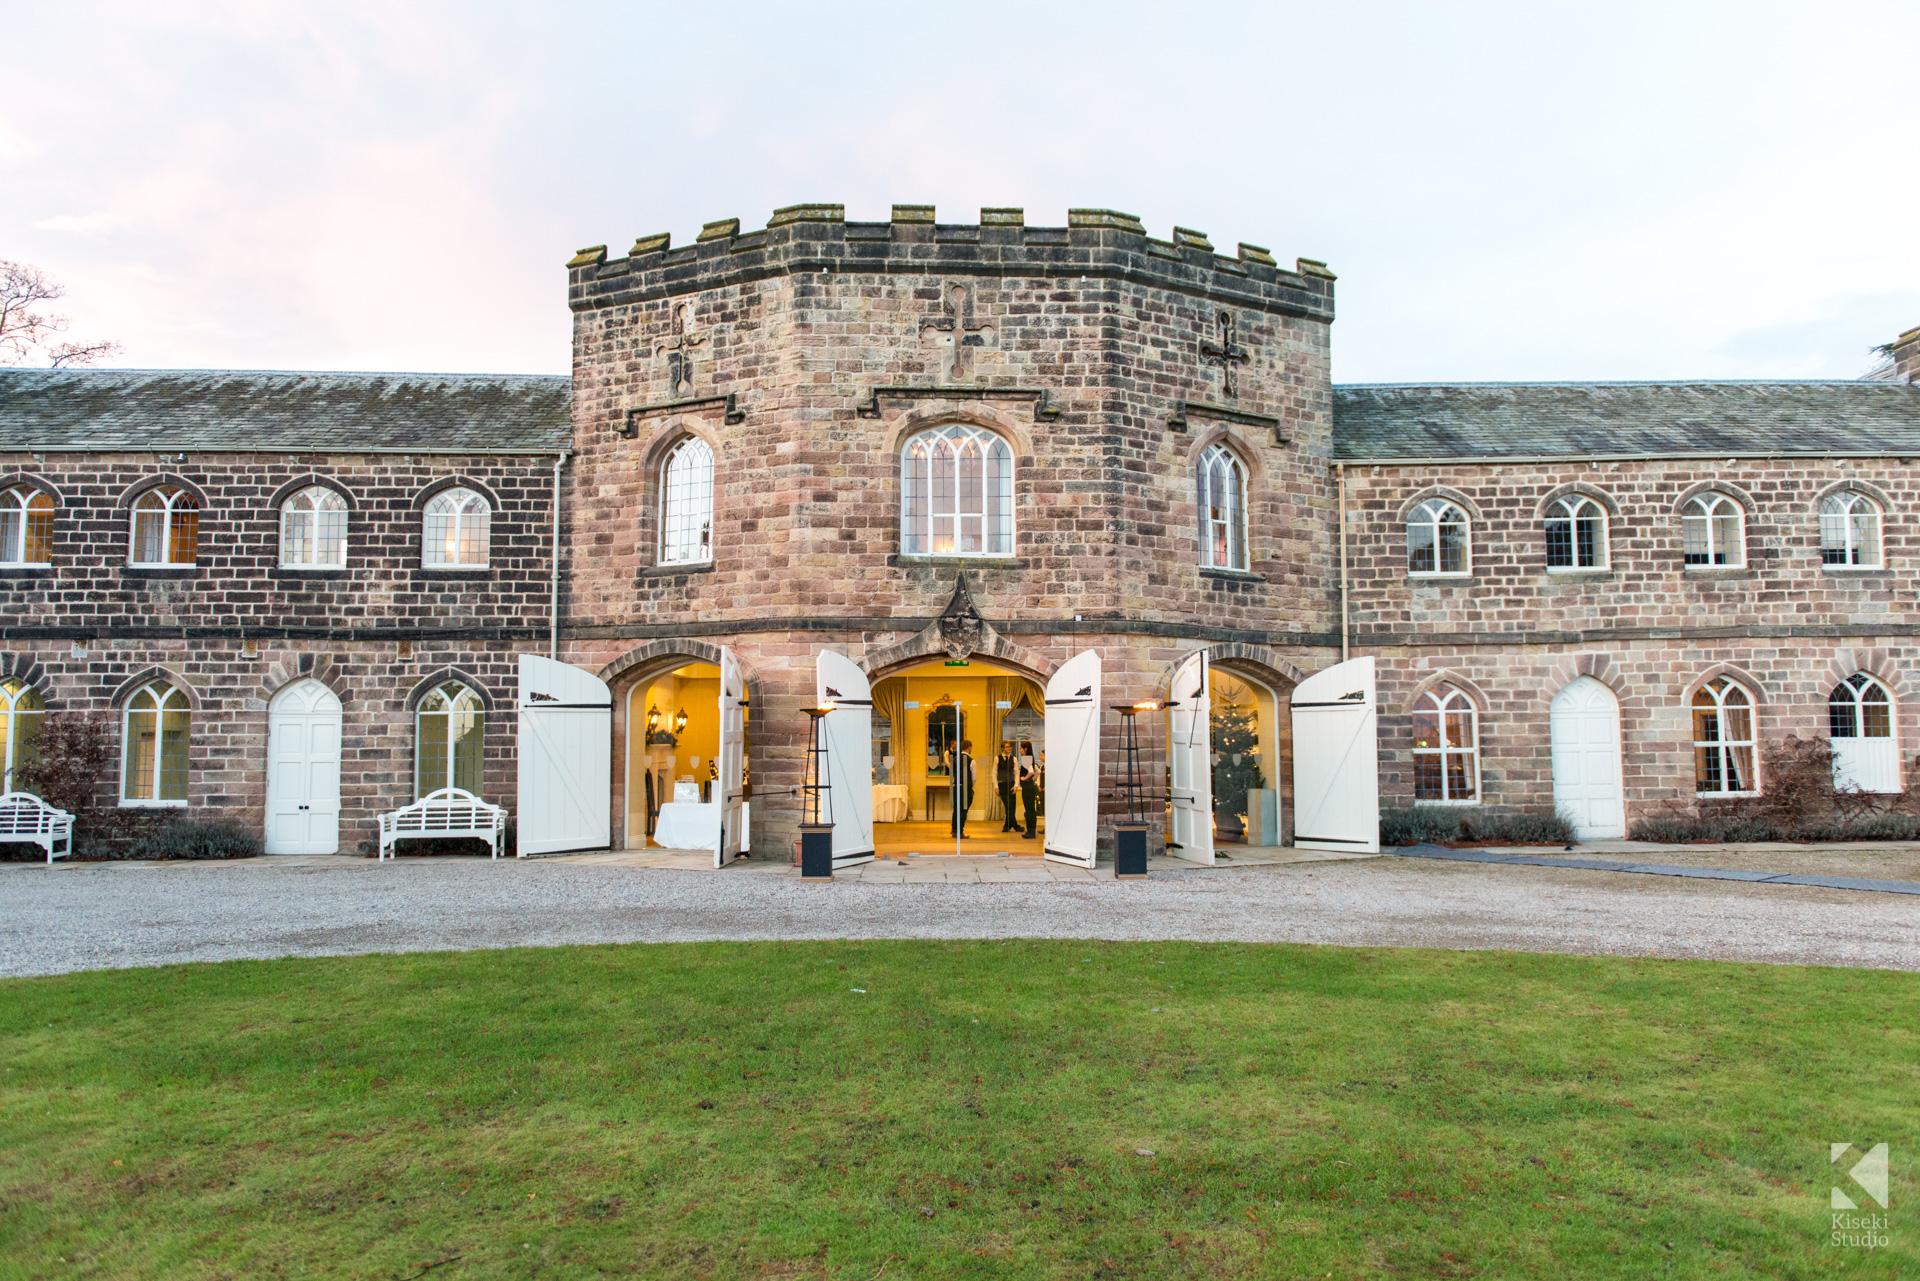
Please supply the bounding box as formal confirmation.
[32,212,121,237]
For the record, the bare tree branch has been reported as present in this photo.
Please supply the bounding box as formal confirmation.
[0,259,121,367]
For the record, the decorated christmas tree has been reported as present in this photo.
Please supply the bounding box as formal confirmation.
[1211,679,1267,824]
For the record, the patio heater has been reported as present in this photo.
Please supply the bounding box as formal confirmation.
[799,702,834,882]
[1110,700,1159,879]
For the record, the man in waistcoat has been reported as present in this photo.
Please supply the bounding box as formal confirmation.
[1018,745,1040,841]
[996,740,1019,833]
[951,739,975,839]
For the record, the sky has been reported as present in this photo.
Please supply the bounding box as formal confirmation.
[4,0,1917,383]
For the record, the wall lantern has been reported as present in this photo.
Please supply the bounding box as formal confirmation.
[674,707,689,735]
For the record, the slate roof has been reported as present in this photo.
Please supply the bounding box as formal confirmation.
[1333,381,1920,461]
[0,369,572,453]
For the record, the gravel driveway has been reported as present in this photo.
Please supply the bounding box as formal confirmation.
[3,854,1914,977]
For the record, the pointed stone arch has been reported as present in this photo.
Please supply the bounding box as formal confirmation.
[259,652,352,705]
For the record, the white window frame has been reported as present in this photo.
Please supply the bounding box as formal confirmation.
[422,487,491,569]
[0,486,54,567]
[1198,442,1250,571]
[121,679,191,806]
[0,677,45,791]
[899,423,1015,558]
[1691,676,1758,796]
[415,680,486,799]
[1544,496,1608,571]
[1820,491,1883,568]
[1411,683,1480,804]
[279,485,349,568]
[128,486,199,567]
[1681,493,1746,568]
[659,436,715,566]
[1828,672,1894,741]
[1407,499,1470,577]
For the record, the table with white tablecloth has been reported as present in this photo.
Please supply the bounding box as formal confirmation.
[871,785,910,823]
[652,800,750,850]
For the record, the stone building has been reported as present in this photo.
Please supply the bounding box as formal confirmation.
[3,203,1918,859]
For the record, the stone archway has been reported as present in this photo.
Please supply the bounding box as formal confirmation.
[1162,642,1309,848]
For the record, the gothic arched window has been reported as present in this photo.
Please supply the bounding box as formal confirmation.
[123,680,191,804]
[0,678,44,791]
[416,681,486,798]
[1829,672,1893,740]
[280,485,349,568]
[1682,493,1745,567]
[422,488,490,568]
[1820,492,1883,567]
[1544,495,1607,570]
[130,486,199,566]
[1411,683,1479,803]
[659,436,715,565]
[900,424,1014,557]
[1407,499,1469,576]
[0,486,54,566]
[1692,676,1756,795]
[1198,443,1249,571]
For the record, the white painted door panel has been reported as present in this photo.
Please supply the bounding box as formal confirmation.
[817,650,875,867]
[1550,677,1625,840]
[266,680,342,855]
[1290,657,1380,853]
[716,647,748,867]
[1832,738,1901,794]
[1167,650,1214,865]
[517,655,613,857]
[1042,649,1101,868]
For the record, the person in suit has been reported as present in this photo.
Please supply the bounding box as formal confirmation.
[951,739,975,838]
[1018,745,1040,841]
[996,740,1019,833]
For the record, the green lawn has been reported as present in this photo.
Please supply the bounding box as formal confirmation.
[1,941,1913,1279]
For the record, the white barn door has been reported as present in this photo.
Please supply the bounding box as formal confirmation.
[265,679,342,855]
[1167,650,1214,865]
[715,646,748,867]
[1042,649,1101,869]
[1551,677,1626,839]
[816,650,875,868]
[1291,656,1379,853]
[517,655,613,857]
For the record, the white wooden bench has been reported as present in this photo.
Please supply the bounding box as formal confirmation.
[0,791,76,863]
[377,788,509,860]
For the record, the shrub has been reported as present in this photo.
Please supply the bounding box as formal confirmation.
[1379,807,1461,847]
[1459,811,1576,845]
[132,819,261,861]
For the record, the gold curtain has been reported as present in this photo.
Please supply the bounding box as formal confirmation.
[983,676,1021,820]
[871,678,906,783]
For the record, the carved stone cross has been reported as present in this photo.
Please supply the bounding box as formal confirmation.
[655,302,705,398]
[921,283,996,381]
[1200,310,1248,398]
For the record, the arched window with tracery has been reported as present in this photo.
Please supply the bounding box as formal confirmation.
[1829,672,1900,793]
[130,486,199,566]
[280,485,348,567]
[416,681,486,797]
[1407,499,1469,575]
[1544,495,1607,570]
[0,678,44,791]
[1198,443,1249,571]
[900,423,1013,557]
[659,436,714,565]
[0,486,54,566]
[1682,493,1745,567]
[1411,683,1479,803]
[123,680,190,804]
[422,488,490,568]
[1692,676,1756,795]
[1820,492,1882,567]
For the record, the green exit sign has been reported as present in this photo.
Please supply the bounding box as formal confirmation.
[943,660,970,667]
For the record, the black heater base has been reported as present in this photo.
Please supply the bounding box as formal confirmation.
[1113,822,1149,879]
[799,823,835,881]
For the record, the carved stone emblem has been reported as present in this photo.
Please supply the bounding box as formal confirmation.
[937,573,988,659]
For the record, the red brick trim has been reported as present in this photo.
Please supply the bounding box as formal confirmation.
[1681,662,1767,708]
[1394,485,1484,524]
[106,666,200,709]
[1670,480,1757,516]
[259,652,352,705]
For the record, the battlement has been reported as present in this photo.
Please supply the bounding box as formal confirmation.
[566,203,1335,322]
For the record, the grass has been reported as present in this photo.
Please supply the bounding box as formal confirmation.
[1,941,1915,1279]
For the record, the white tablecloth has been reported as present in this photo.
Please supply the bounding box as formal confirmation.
[872,785,910,823]
[673,781,702,803]
[652,800,750,851]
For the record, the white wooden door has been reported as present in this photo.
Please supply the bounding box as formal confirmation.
[1550,676,1625,840]
[517,655,613,856]
[817,649,875,867]
[1167,650,1214,865]
[716,646,748,867]
[265,679,342,855]
[1833,738,1901,794]
[1290,657,1379,853]
[1042,649,1101,868]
